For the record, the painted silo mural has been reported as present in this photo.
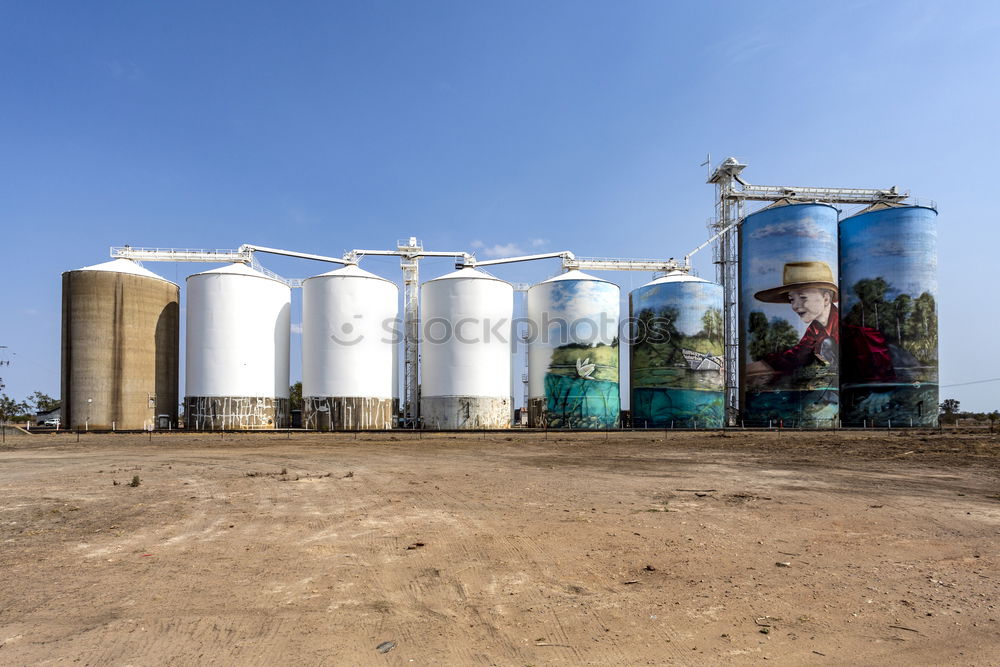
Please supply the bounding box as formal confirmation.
[630,272,724,427]
[840,205,938,426]
[527,271,620,428]
[740,202,840,425]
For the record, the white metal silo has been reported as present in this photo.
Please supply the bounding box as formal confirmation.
[301,264,398,430]
[185,262,291,429]
[419,268,513,429]
[527,270,621,428]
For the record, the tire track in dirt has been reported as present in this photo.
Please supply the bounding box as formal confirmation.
[2,432,999,664]
[402,464,698,664]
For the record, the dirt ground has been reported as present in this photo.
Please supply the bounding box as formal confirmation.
[1,430,998,666]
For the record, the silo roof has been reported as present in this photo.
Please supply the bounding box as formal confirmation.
[539,269,613,284]
[841,203,938,221]
[187,262,286,283]
[425,267,510,284]
[306,264,395,283]
[746,199,840,218]
[72,258,176,285]
[639,270,713,288]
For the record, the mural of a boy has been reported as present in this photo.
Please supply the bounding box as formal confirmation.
[745,261,838,386]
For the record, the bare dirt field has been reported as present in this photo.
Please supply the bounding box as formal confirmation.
[1,429,998,666]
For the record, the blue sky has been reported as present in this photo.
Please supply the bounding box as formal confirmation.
[1,1,998,412]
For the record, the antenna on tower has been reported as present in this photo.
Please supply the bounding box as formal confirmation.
[700,153,712,180]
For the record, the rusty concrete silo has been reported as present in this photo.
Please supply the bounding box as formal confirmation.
[61,258,179,430]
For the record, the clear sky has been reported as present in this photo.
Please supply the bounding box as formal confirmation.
[1,0,997,413]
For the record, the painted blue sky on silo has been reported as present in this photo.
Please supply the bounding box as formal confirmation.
[534,277,620,351]
[740,204,840,352]
[840,207,938,307]
[632,281,722,338]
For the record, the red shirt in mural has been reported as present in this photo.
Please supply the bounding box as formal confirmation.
[764,305,840,373]
[761,303,897,382]
[842,323,896,383]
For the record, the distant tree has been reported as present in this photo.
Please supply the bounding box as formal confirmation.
[908,292,938,360]
[939,398,960,415]
[700,307,723,341]
[748,312,769,361]
[892,294,913,345]
[748,311,768,332]
[845,277,937,365]
[290,382,303,412]
[634,308,656,346]
[748,311,799,361]
[29,391,59,413]
[650,306,680,347]
[850,277,890,330]
[0,393,28,424]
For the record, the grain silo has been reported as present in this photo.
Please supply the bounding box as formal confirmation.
[629,271,724,428]
[739,201,840,426]
[185,263,291,429]
[301,264,398,430]
[419,268,513,428]
[61,258,179,430]
[839,204,938,426]
[527,270,620,428]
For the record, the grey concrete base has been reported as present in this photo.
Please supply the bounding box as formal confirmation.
[184,396,290,430]
[303,396,395,430]
[420,395,511,429]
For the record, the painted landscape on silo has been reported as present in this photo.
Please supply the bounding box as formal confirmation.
[840,207,938,426]
[630,281,724,427]
[542,342,619,428]
[536,279,620,428]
